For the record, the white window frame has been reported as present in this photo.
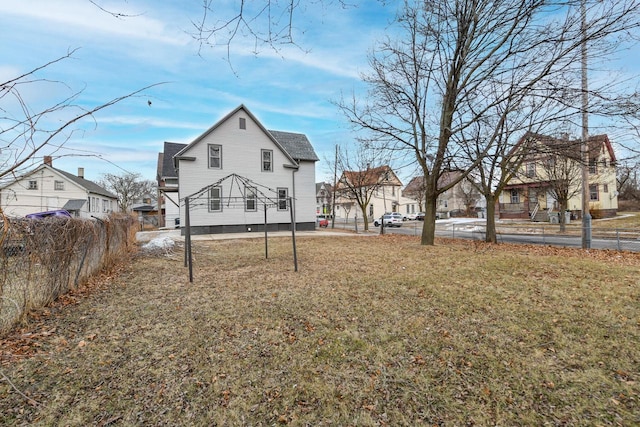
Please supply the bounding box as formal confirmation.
[54,180,64,191]
[209,186,222,212]
[245,186,257,212]
[28,180,37,190]
[277,188,288,211]
[208,144,222,169]
[261,149,273,172]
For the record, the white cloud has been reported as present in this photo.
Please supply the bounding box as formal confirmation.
[0,0,190,46]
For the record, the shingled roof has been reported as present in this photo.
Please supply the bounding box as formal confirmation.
[53,167,117,199]
[160,142,187,178]
[268,130,319,162]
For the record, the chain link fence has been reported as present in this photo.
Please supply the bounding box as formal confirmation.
[0,215,135,336]
[437,222,640,252]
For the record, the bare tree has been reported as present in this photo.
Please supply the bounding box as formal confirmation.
[339,0,640,245]
[190,0,352,61]
[402,176,427,213]
[333,145,388,231]
[100,172,157,213]
[539,149,583,232]
[0,51,161,225]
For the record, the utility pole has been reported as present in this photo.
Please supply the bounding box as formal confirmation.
[331,144,338,229]
[581,0,592,249]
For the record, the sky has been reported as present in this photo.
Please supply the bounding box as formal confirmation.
[2,1,640,187]
[1,0,396,184]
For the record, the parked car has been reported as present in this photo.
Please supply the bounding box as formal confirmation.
[318,218,329,228]
[404,212,417,221]
[373,213,403,227]
[415,212,425,221]
[25,209,72,219]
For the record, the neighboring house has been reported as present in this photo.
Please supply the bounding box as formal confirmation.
[334,165,413,221]
[499,132,618,220]
[315,182,333,216]
[157,142,185,228]
[173,105,318,234]
[0,156,117,219]
[403,171,484,218]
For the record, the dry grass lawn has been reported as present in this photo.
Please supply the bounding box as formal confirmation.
[1,234,639,426]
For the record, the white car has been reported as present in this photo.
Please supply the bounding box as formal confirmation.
[373,212,403,227]
[404,212,417,221]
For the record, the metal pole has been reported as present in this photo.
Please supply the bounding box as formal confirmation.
[289,197,298,272]
[581,0,592,249]
[264,204,268,259]
[185,197,193,283]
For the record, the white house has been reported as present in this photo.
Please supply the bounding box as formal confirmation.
[334,165,415,222]
[0,157,117,219]
[174,105,318,234]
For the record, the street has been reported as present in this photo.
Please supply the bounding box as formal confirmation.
[328,218,640,252]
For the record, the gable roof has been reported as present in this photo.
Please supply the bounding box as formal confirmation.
[53,167,117,199]
[340,165,402,188]
[0,163,116,199]
[174,104,318,166]
[513,132,616,163]
[403,170,464,193]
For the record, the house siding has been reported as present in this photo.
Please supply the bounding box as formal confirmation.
[1,167,115,219]
[177,107,316,233]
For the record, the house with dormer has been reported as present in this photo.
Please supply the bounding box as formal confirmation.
[172,105,318,234]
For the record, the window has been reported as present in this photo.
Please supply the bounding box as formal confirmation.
[28,180,37,190]
[262,149,273,172]
[239,117,246,129]
[510,189,520,204]
[589,184,599,201]
[209,186,222,212]
[54,180,64,191]
[88,197,91,211]
[245,186,257,211]
[589,157,598,174]
[278,188,288,211]
[603,184,609,193]
[369,204,374,217]
[392,186,395,196]
[526,162,536,178]
[102,200,108,212]
[209,144,222,169]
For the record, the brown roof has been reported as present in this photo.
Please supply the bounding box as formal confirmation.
[340,165,401,188]
[514,132,616,163]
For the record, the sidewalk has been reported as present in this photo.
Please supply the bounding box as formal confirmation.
[135,228,367,243]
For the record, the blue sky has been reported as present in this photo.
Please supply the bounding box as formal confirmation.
[2,1,640,187]
[1,0,396,183]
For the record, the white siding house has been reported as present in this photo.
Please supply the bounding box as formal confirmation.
[174,105,318,234]
[0,157,117,219]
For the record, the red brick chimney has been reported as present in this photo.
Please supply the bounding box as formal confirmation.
[43,156,52,166]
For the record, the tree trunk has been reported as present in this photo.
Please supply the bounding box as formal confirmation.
[420,194,437,245]
[559,200,567,233]
[485,194,497,243]
[360,204,369,231]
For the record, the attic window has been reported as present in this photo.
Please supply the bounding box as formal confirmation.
[239,117,246,130]
[28,180,37,190]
